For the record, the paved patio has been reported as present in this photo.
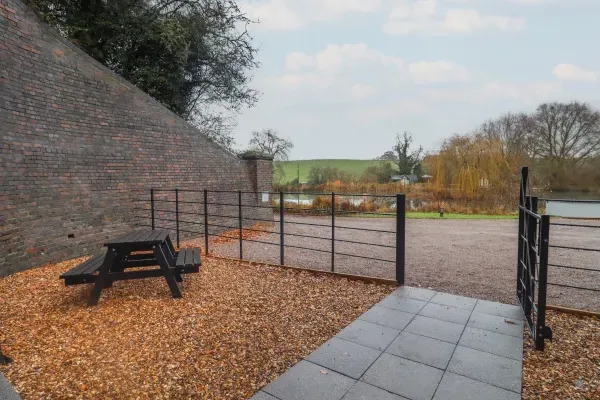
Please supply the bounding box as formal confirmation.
[252,286,524,400]
[0,372,21,400]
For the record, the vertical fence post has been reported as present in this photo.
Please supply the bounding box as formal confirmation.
[331,192,335,272]
[175,189,180,248]
[203,189,209,256]
[536,214,551,350]
[396,194,406,285]
[517,166,528,298]
[238,190,243,259]
[279,192,284,265]
[150,188,155,230]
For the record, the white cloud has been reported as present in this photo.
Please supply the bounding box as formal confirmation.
[426,82,561,104]
[314,44,403,73]
[552,64,597,82]
[240,0,382,31]
[390,0,437,19]
[319,0,382,17]
[263,73,336,90]
[383,1,526,35]
[445,0,549,3]
[348,84,378,101]
[283,44,404,74]
[356,100,428,120]
[409,61,470,83]
[286,52,315,71]
[241,0,303,30]
[443,9,526,32]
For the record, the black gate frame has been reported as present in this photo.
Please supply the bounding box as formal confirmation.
[517,166,552,350]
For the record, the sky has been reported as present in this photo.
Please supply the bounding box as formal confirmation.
[232,0,600,160]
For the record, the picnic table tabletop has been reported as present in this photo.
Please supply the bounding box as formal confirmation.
[104,229,170,247]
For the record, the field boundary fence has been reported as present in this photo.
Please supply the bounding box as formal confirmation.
[132,189,406,284]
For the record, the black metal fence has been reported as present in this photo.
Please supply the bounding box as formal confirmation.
[132,189,406,283]
[517,167,552,350]
[539,198,600,298]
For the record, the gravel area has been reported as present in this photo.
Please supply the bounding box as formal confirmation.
[212,215,600,311]
[522,311,600,399]
[0,257,392,399]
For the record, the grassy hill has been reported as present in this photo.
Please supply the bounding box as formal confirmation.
[276,159,386,183]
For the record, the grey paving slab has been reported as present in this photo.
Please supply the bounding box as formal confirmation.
[362,353,444,400]
[433,372,520,400]
[263,360,355,400]
[418,302,472,325]
[378,295,427,314]
[405,316,465,344]
[429,293,477,310]
[447,346,522,393]
[250,391,279,400]
[257,291,525,400]
[342,381,409,400]
[473,300,524,321]
[392,286,437,302]
[359,306,415,330]
[306,337,382,379]
[0,373,21,400]
[386,331,456,369]
[468,312,524,337]
[459,327,523,360]
[337,319,400,351]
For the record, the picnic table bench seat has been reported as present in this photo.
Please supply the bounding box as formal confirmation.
[60,247,202,287]
[176,248,201,270]
[59,253,105,285]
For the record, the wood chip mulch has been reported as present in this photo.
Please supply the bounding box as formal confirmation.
[522,310,600,399]
[0,257,393,399]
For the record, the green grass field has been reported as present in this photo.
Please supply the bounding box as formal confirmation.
[276,159,385,182]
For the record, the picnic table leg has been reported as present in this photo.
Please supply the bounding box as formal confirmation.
[174,272,183,283]
[88,249,117,307]
[153,244,182,299]
[162,240,182,282]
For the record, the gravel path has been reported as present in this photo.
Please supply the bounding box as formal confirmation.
[212,215,600,311]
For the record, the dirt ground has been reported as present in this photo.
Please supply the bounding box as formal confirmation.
[522,311,600,399]
[0,257,392,399]
[212,215,600,311]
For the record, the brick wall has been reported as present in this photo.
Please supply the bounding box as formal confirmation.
[0,0,273,276]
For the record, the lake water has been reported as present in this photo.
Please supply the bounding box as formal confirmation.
[545,199,600,218]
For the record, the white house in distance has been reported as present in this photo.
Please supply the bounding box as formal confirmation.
[391,174,419,185]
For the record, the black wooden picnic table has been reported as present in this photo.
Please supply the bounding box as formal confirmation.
[60,229,201,306]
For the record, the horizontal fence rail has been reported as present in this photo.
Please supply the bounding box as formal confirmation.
[545,219,600,294]
[132,189,406,284]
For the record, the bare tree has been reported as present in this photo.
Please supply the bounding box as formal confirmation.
[194,111,237,151]
[248,129,293,160]
[477,112,535,157]
[531,102,600,186]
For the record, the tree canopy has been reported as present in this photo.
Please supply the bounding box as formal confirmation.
[393,132,423,175]
[28,0,259,148]
[427,101,600,193]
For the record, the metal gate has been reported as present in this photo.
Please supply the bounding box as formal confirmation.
[517,167,552,350]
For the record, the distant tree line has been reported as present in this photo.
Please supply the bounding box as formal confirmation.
[428,101,600,195]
